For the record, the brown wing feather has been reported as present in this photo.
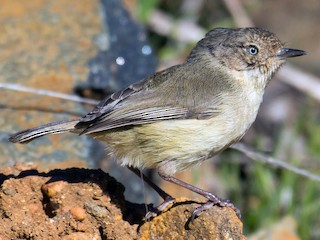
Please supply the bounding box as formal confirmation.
[79,107,192,134]
[77,79,146,124]
[75,63,223,135]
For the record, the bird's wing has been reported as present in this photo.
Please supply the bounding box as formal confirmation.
[77,78,146,123]
[78,106,195,134]
[76,65,221,135]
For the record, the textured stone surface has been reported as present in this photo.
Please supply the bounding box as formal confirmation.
[0,164,245,239]
[0,0,102,168]
[0,0,159,206]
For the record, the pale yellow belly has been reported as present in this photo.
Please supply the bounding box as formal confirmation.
[95,112,254,175]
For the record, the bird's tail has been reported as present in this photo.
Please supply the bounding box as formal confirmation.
[8,119,79,144]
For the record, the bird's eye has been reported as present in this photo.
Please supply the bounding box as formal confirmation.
[247,45,259,55]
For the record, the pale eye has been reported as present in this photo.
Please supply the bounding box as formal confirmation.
[247,45,259,55]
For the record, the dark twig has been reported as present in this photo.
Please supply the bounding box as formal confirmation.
[231,143,320,182]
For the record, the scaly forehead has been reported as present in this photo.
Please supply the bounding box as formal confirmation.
[222,28,284,50]
[243,28,283,49]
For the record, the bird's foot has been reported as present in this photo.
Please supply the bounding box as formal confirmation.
[190,195,241,222]
[144,196,175,221]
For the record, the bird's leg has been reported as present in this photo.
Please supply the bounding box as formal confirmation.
[158,171,241,219]
[127,167,175,219]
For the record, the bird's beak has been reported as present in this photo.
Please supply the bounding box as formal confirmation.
[276,48,306,59]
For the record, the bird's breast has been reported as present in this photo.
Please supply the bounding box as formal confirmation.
[101,88,264,175]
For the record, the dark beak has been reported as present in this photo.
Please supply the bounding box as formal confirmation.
[276,48,307,59]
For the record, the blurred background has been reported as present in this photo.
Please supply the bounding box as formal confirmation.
[0,0,319,239]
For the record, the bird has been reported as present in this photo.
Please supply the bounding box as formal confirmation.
[9,27,306,219]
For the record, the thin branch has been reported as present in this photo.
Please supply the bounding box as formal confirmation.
[231,143,320,182]
[278,65,320,102]
[148,9,205,43]
[222,0,254,27]
[0,83,99,105]
[0,104,84,117]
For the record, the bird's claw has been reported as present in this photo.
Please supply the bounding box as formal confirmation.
[190,198,241,222]
[144,196,175,221]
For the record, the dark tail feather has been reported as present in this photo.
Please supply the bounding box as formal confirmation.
[8,119,79,143]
